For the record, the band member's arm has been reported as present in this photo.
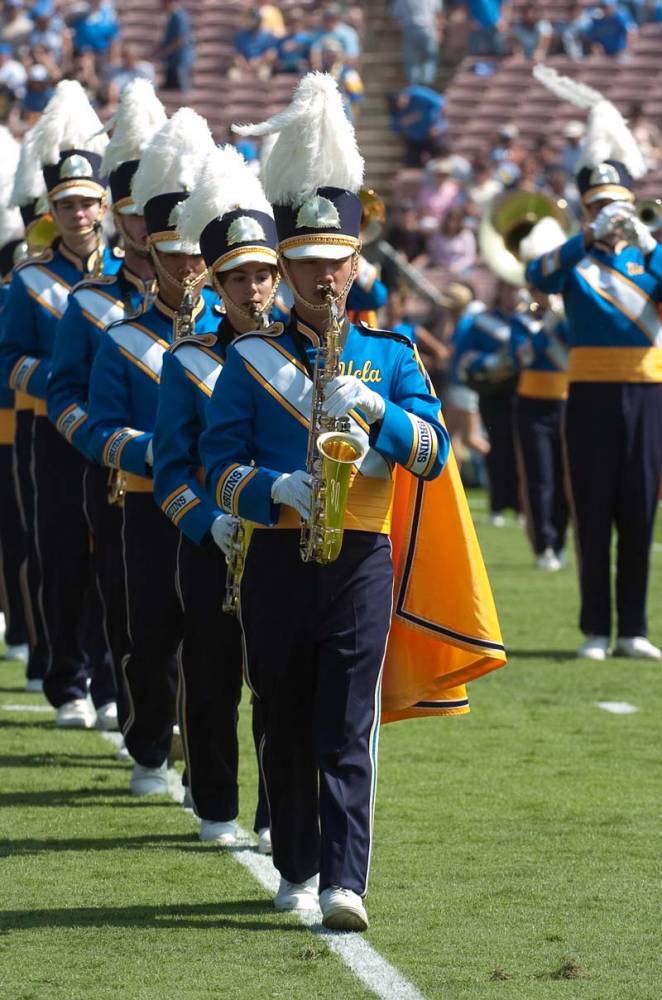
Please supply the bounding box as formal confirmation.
[0,270,48,396]
[346,257,388,312]
[47,296,93,456]
[369,344,450,480]
[87,329,153,475]
[153,351,224,546]
[201,345,284,526]
[525,233,587,293]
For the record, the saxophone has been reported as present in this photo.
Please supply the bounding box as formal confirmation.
[108,467,127,507]
[174,276,196,340]
[222,520,254,614]
[300,284,368,564]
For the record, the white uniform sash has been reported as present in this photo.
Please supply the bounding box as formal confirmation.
[174,344,223,397]
[20,265,71,319]
[577,257,661,346]
[108,321,167,382]
[74,287,126,330]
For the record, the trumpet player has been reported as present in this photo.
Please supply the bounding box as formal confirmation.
[86,110,219,794]
[528,66,662,661]
[152,145,275,847]
[201,74,450,931]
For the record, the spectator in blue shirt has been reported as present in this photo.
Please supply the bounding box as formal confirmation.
[21,61,53,117]
[230,7,276,80]
[29,1,68,65]
[72,0,120,61]
[585,1,636,54]
[465,0,508,54]
[274,7,311,73]
[155,0,194,91]
[388,85,448,166]
[310,4,361,69]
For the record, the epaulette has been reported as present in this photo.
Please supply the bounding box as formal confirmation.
[169,332,218,354]
[111,246,125,259]
[70,274,119,295]
[15,248,54,271]
[357,320,413,348]
[232,321,285,344]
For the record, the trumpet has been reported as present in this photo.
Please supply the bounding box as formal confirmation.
[636,198,662,232]
[300,284,368,564]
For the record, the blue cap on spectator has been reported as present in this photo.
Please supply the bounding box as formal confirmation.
[31,1,54,18]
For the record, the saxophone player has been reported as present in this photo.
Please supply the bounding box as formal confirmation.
[200,74,450,930]
[151,145,277,848]
[86,110,219,796]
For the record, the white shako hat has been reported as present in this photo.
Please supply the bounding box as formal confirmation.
[131,107,216,254]
[0,126,26,275]
[177,144,278,274]
[101,79,167,216]
[30,80,109,202]
[532,65,646,206]
[233,72,365,260]
[519,217,568,264]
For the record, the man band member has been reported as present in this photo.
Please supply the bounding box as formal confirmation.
[202,73,506,931]
[529,66,662,661]
[0,128,28,664]
[0,81,122,728]
[47,81,164,720]
[513,218,570,572]
[86,109,219,794]
[153,144,276,847]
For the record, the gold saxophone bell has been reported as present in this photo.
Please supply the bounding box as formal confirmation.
[222,519,254,615]
[312,432,368,564]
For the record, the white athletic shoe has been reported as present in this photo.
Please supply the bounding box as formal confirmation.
[115,739,130,761]
[95,701,118,731]
[614,636,662,660]
[257,827,272,855]
[577,635,610,661]
[490,512,506,528]
[181,786,195,810]
[536,547,562,572]
[25,678,44,693]
[319,886,369,932]
[274,875,319,912]
[199,819,238,845]
[6,643,29,663]
[130,761,168,796]
[169,724,184,762]
[56,698,95,729]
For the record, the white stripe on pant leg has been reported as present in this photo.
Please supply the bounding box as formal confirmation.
[30,419,54,676]
[101,731,427,1000]
[119,504,136,736]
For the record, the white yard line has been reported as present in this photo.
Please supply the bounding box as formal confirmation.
[1,703,53,713]
[596,701,639,715]
[101,732,427,1000]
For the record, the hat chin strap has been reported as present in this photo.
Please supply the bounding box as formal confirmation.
[150,247,207,303]
[116,212,150,259]
[279,252,358,317]
[212,271,281,329]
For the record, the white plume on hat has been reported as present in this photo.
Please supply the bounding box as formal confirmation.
[532,65,646,179]
[176,144,273,246]
[519,217,567,263]
[0,126,24,247]
[232,72,364,205]
[30,80,108,167]
[259,132,278,178]
[101,79,167,177]
[10,124,47,207]
[130,108,216,215]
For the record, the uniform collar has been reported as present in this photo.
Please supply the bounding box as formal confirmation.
[58,239,103,276]
[123,264,156,297]
[154,293,206,334]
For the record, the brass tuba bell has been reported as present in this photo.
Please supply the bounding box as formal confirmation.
[479,190,575,286]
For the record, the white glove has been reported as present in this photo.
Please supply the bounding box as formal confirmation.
[627,216,657,256]
[591,201,634,241]
[211,514,236,557]
[323,375,386,424]
[145,438,154,466]
[271,470,312,519]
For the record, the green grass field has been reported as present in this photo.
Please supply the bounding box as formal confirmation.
[2,503,661,1000]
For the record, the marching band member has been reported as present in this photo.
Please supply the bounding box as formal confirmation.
[202,73,506,930]
[86,109,219,794]
[0,127,28,664]
[0,81,122,727]
[451,280,520,525]
[528,67,662,661]
[47,81,164,713]
[152,144,274,846]
[512,219,570,571]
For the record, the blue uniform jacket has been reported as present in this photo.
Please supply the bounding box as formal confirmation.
[0,282,13,411]
[525,233,662,349]
[451,303,513,385]
[200,314,449,528]
[47,267,154,459]
[153,321,233,546]
[87,289,220,478]
[0,242,122,398]
[510,310,568,373]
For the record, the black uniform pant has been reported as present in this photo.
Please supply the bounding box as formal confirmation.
[176,535,269,829]
[0,441,27,646]
[33,417,114,708]
[514,396,569,556]
[14,409,47,679]
[83,462,129,718]
[240,530,392,896]
[478,391,520,514]
[121,492,182,768]
[564,382,662,638]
